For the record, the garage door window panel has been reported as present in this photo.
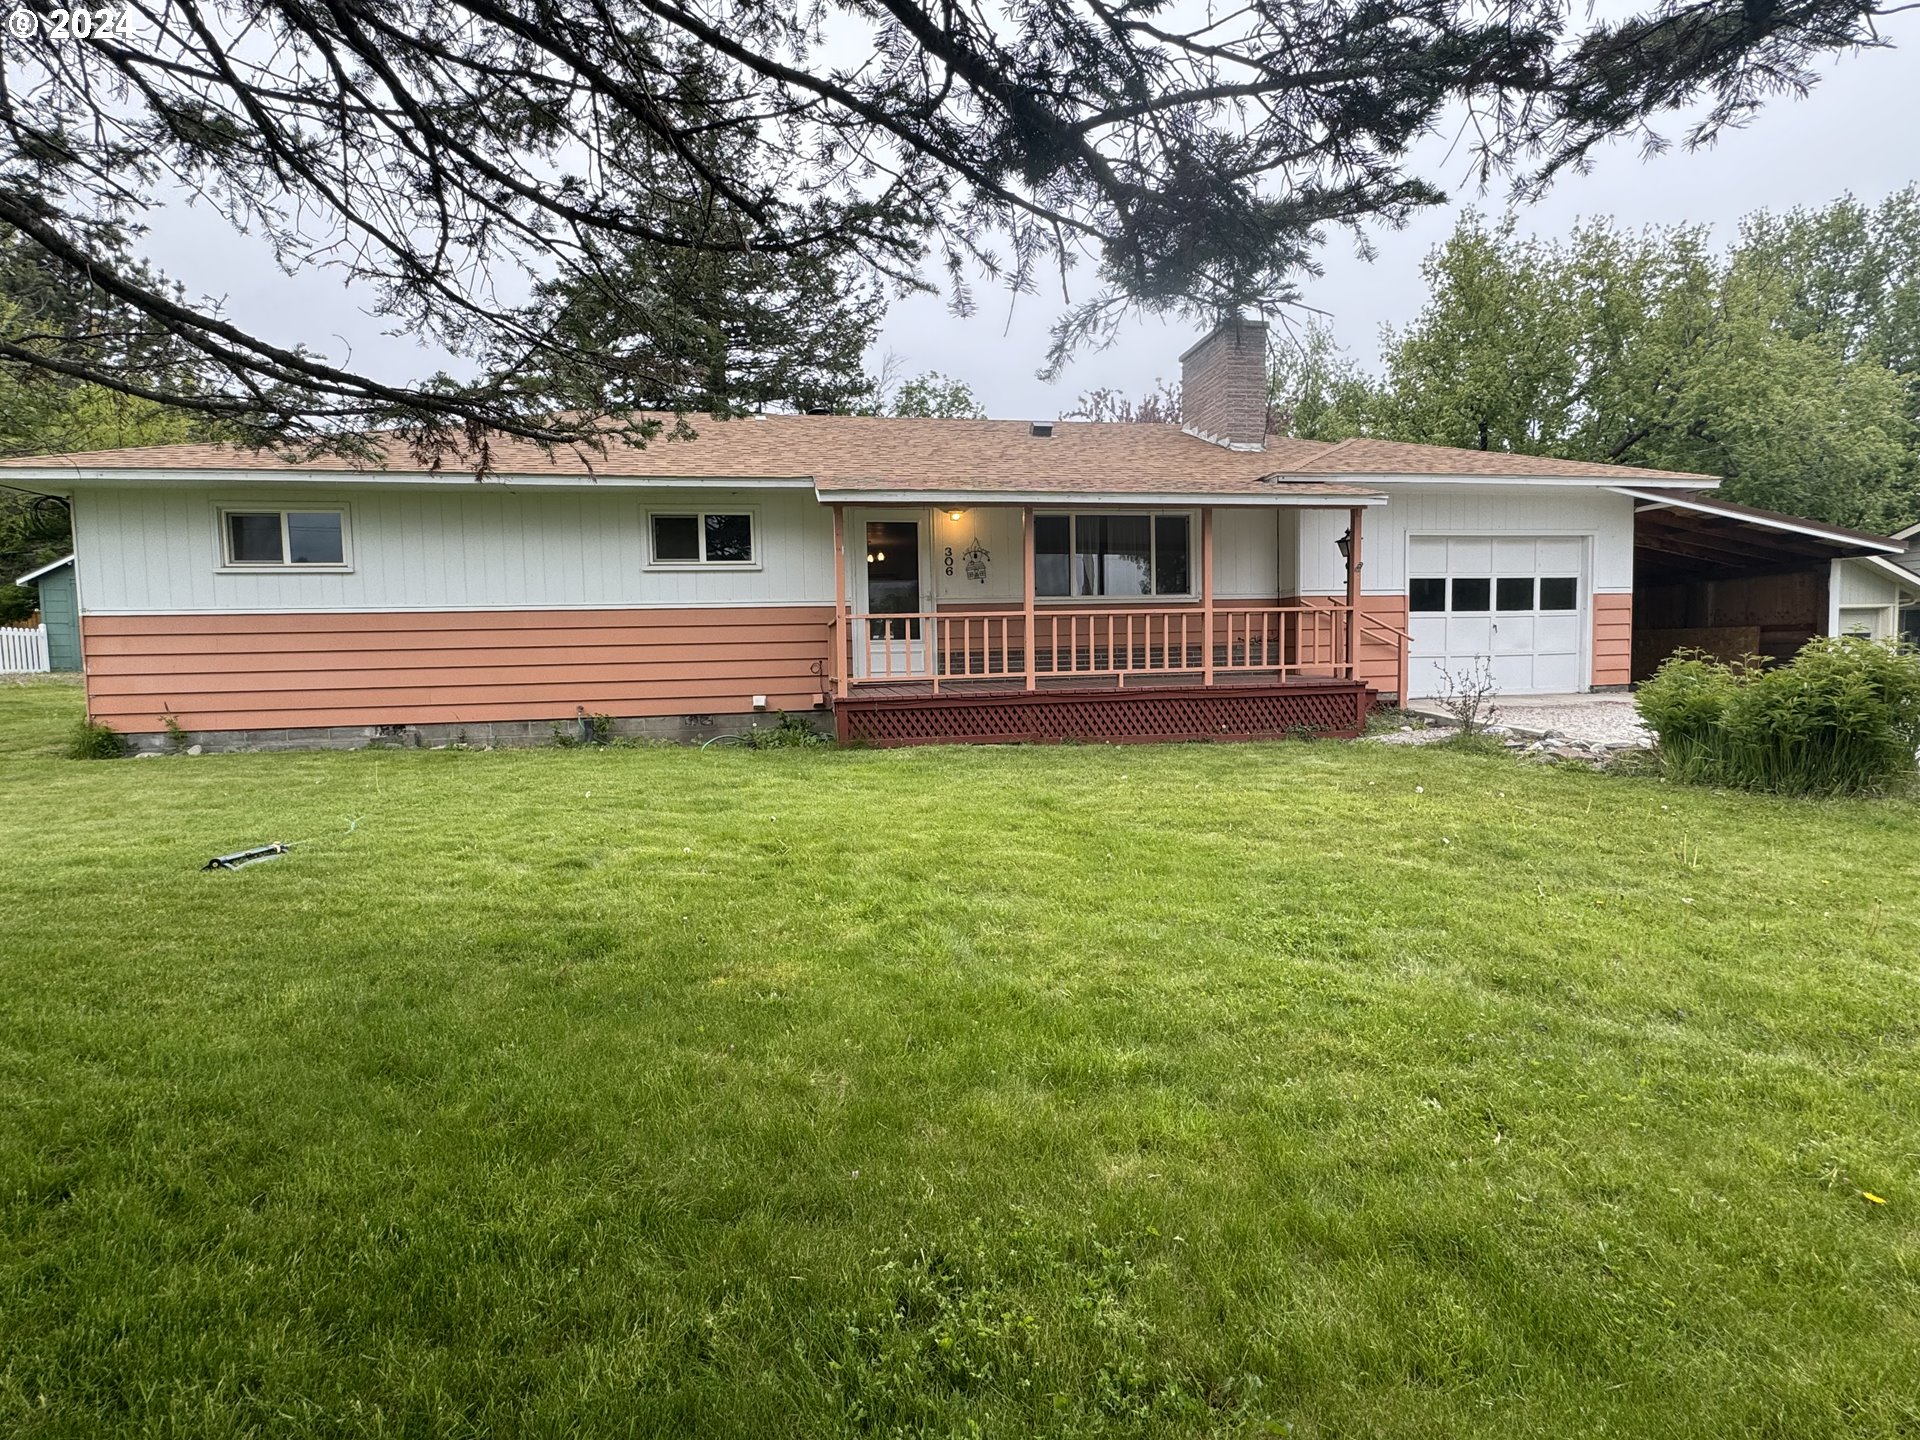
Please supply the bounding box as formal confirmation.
[1539,577,1579,611]
[1450,577,1491,612]
[1496,577,1535,611]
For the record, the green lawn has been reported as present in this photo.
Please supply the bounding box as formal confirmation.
[2,677,1918,1437]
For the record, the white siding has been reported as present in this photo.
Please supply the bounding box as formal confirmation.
[1291,485,1636,597]
[76,479,1637,618]
[1834,558,1904,608]
[1829,558,1909,639]
[74,485,835,613]
[1213,508,1282,599]
[929,506,1023,603]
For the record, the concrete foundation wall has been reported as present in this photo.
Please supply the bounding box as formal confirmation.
[126,708,823,754]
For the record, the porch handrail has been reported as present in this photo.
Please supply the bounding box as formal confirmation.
[1356,612,1413,702]
[848,605,1365,688]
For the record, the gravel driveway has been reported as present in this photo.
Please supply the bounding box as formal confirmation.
[1394,694,1653,749]
[1487,698,1651,747]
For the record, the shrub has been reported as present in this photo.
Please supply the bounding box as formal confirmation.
[1636,638,1920,796]
[1633,650,1747,785]
[742,712,827,749]
[68,718,129,760]
[552,711,616,746]
[1722,638,1920,795]
[1434,655,1499,734]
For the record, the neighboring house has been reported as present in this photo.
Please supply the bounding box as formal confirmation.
[14,554,81,672]
[0,318,1909,748]
[1894,520,1920,645]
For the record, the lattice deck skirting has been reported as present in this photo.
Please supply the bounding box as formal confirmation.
[834,680,1373,747]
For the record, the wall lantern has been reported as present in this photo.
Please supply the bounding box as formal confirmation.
[1335,528,1363,572]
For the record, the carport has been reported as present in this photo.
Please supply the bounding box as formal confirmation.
[1617,489,1913,681]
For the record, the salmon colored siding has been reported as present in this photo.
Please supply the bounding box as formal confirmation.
[1288,596,1411,696]
[1592,593,1632,687]
[82,606,833,733]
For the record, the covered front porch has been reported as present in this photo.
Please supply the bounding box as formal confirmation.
[818,486,1406,744]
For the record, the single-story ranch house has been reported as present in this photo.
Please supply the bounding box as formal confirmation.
[2,319,1912,748]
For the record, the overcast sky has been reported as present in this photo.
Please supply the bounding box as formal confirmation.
[132,25,1917,422]
[876,32,1920,418]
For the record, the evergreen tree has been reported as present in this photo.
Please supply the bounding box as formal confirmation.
[0,0,1897,454]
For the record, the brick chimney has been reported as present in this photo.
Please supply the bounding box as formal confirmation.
[1179,316,1270,450]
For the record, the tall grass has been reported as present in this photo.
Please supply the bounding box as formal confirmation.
[1636,638,1920,795]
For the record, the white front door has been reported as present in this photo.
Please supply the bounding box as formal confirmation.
[851,510,933,679]
[1407,536,1588,697]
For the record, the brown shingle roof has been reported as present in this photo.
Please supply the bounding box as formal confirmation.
[0,414,1717,488]
[1282,436,1716,481]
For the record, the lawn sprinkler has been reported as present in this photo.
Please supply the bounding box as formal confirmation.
[203,842,291,871]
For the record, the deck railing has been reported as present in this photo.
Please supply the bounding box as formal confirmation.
[847,605,1392,691]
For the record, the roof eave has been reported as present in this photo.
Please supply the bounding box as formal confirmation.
[811,486,1387,507]
[0,467,819,489]
[1310,472,1719,487]
[13,553,74,586]
[1615,487,1908,553]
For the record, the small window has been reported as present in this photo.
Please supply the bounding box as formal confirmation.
[651,514,700,562]
[222,509,347,568]
[649,510,755,566]
[1450,577,1491,612]
[226,513,284,565]
[1496,577,1535,611]
[704,513,753,563]
[1539,576,1579,611]
[1409,577,1447,613]
[286,512,346,565]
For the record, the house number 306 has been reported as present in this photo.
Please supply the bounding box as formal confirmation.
[943,546,955,577]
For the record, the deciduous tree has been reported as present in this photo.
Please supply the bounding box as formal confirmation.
[1316,200,1919,529]
[883,372,986,420]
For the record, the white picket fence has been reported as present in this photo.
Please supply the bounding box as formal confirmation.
[0,625,50,674]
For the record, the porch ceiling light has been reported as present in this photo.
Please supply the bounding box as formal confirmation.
[947,509,966,521]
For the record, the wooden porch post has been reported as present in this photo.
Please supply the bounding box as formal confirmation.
[831,504,849,698]
[1022,505,1037,691]
[1345,504,1364,682]
[1201,507,1216,685]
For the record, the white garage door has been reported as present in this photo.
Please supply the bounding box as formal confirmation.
[1408,536,1587,697]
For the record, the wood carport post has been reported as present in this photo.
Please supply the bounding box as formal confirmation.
[831,504,849,698]
[1345,505,1364,682]
[1022,505,1038,691]
[1201,507,1215,684]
